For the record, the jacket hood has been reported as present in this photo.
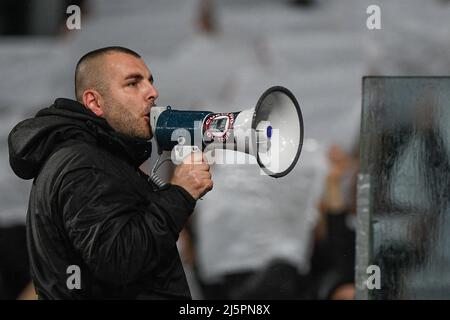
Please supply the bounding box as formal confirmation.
[8,98,152,179]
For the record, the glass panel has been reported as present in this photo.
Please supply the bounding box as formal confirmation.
[357,77,450,299]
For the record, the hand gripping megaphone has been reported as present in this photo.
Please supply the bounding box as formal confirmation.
[149,86,303,186]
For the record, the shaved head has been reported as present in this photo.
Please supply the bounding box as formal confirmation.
[74,46,141,102]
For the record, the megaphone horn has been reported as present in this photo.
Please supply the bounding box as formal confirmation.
[149,86,304,182]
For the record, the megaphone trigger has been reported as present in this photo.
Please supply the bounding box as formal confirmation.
[188,146,203,164]
[172,145,201,164]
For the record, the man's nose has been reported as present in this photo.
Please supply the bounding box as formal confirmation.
[145,82,159,101]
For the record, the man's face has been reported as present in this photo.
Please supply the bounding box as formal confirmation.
[101,52,159,140]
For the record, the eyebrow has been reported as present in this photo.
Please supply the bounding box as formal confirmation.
[124,73,154,83]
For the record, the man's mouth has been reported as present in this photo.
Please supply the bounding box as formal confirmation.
[144,102,155,117]
[143,102,156,125]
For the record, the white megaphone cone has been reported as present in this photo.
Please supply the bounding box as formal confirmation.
[232,86,303,177]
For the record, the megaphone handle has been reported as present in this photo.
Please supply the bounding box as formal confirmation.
[150,146,204,200]
[186,146,204,201]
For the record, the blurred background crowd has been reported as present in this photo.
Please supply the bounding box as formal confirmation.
[1,0,450,300]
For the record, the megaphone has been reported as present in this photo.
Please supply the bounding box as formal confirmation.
[149,86,303,181]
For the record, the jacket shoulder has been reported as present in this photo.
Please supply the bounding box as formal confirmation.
[49,141,110,171]
[37,141,127,186]
[34,140,133,208]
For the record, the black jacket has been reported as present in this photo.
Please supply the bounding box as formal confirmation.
[8,98,196,299]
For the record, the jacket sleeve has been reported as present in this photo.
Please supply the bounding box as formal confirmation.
[57,166,196,285]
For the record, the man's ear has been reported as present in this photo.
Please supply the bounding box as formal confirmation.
[82,90,105,117]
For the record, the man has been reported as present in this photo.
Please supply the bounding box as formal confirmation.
[8,46,213,299]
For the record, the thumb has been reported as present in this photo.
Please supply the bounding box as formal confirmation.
[183,150,204,164]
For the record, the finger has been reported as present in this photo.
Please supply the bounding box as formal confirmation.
[203,151,214,165]
[195,171,211,179]
[192,150,205,164]
[195,163,210,171]
[184,151,204,164]
[200,180,214,198]
[189,162,209,171]
[205,179,213,192]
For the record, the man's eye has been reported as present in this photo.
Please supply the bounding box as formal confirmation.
[127,82,137,87]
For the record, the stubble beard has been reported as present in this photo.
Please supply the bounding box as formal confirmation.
[103,99,151,140]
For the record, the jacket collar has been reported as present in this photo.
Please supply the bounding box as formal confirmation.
[52,98,153,167]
